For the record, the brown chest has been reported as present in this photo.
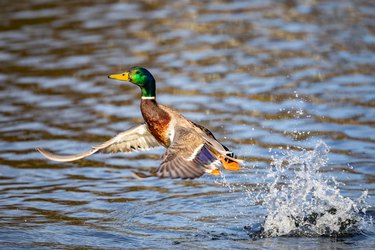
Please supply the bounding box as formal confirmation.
[140,100,171,146]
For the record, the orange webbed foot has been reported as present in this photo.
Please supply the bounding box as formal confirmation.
[219,155,241,171]
[206,167,221,176]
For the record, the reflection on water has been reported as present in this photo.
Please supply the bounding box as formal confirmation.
[0,0,374,249]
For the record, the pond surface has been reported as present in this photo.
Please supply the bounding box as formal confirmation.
[0,0,374,249]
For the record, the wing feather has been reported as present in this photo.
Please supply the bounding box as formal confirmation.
[154,127,217,179]
[37,124,161,162]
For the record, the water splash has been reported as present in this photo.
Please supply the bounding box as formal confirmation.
[252,140,371,238]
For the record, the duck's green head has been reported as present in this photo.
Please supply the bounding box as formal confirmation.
[108,66,156,98]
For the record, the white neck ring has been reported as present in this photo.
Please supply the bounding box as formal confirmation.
[141,96,156,100]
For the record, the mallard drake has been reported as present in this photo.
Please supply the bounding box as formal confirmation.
[37,67,242,179]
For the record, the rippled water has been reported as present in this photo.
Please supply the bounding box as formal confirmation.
[1,0,374,249]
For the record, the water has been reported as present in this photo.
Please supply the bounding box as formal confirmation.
[259,141,370,238]
[1,0,374,249]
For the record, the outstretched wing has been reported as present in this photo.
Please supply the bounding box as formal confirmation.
[154,127,217,179]
[37,124,161,162]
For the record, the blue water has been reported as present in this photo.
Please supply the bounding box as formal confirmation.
[0,0,374,249]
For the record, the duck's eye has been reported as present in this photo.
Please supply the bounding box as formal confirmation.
[135,71,140,74]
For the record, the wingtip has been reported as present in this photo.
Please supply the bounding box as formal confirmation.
[36,147,50,159]
[36,147,50,155]
[35,147,67,162]
[35,147,44,154]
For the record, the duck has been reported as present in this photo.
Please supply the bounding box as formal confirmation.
[37,67,242,179]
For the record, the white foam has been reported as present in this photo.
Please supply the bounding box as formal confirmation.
[261,140,371,237]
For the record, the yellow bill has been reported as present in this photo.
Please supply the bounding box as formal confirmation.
[108,72,129,81]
